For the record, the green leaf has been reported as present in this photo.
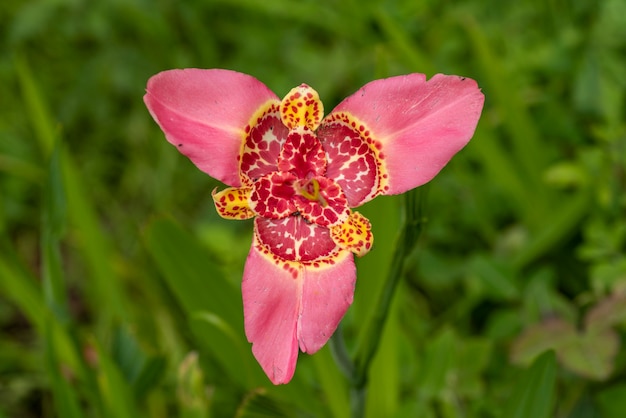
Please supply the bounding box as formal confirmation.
[0,246,45,330]
[236,388,296,418]
[17,53,127,323]
[417,328,456,400]
[585,292,626,333]
[14,53,56,156]
[177,352,212,418]
[512,316,618,381]
[42,143,69,321]
[312,344,350,418]
[94,338,140,418]
[110,324,167,399]
[511,317,577,366]
[133,355,167,400]
[463,18,546,203]
[513,190,590,269]
[190,311,255,385]
[144,218,242,326]
[595,384,626,418]
[503,350,557,418]
[144,218,263,388]
[43,319,85,418]
[467,255,519,301]
[454,338,492,398]
[560,329,618,381]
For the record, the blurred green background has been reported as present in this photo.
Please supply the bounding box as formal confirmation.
[1,0,625,417]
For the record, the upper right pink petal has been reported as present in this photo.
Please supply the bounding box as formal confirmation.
[326,74,485,196]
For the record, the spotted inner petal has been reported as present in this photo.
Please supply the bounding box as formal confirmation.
[254,217,343,279]
[277,128,326,178]
[318,112,389,207]
[249,172,297,219]
[212,187,255,220]
[280,84,324,131]
[330,211,373,257]
[240,102,289,184]
[293,177,350,227]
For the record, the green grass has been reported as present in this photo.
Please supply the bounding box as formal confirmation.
[1,0,625,417]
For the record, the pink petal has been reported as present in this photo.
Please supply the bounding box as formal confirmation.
[324,74,484,197]
[243,219,356,383]
[144,69,280,187]
[297,250,355,354]
[242,244,300,384]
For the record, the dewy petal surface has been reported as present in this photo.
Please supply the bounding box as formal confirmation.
[144,69,280,187]
[242,221,355,384]
[322,73,484,198]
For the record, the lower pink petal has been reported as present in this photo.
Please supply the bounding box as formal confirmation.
[242,244,300,384]
[243,221,356,384]
[297,250,355,353]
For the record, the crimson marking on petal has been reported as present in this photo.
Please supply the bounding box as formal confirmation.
[254,217,343,269]
[249,172,298,219]
[212,187,255,220]
[294,177,350,227]
[330,211,373,256]
[240,103,289,184]
[277,128,327,178]
[318,112,389,207]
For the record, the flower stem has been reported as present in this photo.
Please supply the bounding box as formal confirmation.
[343,186,428,418]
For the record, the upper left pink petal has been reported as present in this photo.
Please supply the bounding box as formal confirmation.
[144,69,279,187]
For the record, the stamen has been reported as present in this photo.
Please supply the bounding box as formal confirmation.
[299,178,320,201]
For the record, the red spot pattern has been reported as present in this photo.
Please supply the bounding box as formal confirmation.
[277,129,326,178]
[255,217,340,263]
[250,172,297,218]
[318,112,388,207]
[280,84,323,130]
[293,177,350,227]
[224,87,383,268]
[212,187,255,220]
[330,211,373,257]
[240,103,289,184]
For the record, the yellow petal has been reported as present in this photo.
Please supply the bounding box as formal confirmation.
[212,187,255,220]
[280,84,324,130]
[330,211,373,257]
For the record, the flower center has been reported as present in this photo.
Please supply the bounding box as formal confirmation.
[211,82,374,259]
[298,178,326,206]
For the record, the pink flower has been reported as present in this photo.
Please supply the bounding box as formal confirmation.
[144,69,484,384]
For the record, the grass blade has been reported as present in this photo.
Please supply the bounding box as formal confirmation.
[503,350,557,418]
